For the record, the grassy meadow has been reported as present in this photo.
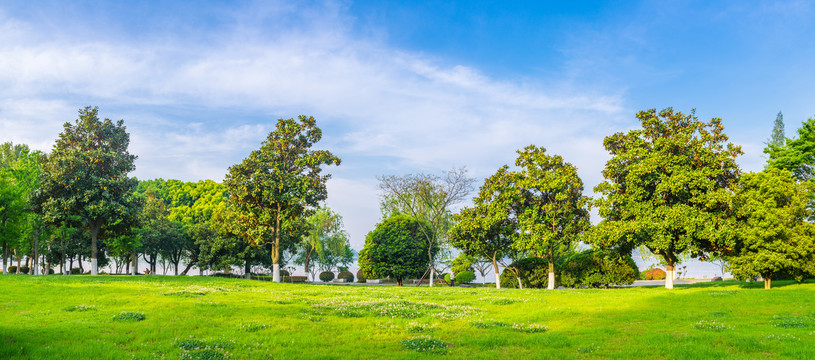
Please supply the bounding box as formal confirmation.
[1,275,814,359]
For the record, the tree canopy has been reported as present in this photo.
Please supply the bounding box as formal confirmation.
[358,214,433,286]
[593,108,742,289]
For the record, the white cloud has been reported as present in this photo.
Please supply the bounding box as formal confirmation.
[0,3,628,248]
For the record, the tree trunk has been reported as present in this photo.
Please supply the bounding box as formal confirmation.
[131,250,137,275]
[517,274,523,289]
[244,261,251,279]
[62,239,67,275]
[665,262,675,289]
[180,261,195,276]
[90,225,99,275]
[272,206,281,283]
[429,267,435,287]
[764,276,772,290]
[2,244,7,275]
[492,254,501,289]
[547,261,555,290]
[16,253,21,274]
[397,279,403,286]
[32,228,39,275]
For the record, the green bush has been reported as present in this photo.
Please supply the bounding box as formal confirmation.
[283,276,308,283]
[70,268,82,275]
[645,268,666,280]
[8,266,18,274]
[279,269,290,277]
[499,257,551,289]
[20,266,30,274]
[560,250,638,288]
[319,271,335,282]
[47,268,55,275]
[356,270,367,282]
[445,271,475,284]
[337,270,354,282]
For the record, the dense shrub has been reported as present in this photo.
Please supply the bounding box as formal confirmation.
[283,276,308,283]
[8,266,18,274]
[47,268,55,275]
[319,271,335,282]
[356,270,367,283]
[645,268,666,280]
[337,270,354,282]
[20,266,30,274]
[445,271,476,284]
[499,257,552,289]
[560,250,638,288]
[70,268,82,275]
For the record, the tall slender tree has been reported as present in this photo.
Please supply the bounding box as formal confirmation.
[224,116,340,282]
[593,108,742,289]
[769,111,785,149]
[32,106,138,275]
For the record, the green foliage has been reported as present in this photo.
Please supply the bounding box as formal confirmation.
[450,253,474,274]
[593,108,742,286]
[319,271,335,282]
[224,116,340,280]
[358,215,434,286]
[356,269,367,282]
[645,268,666,280]
[296,207,352,277]
[449,270,475,284]
[768,111,785,149]
[729,168,815,287]
[559,250,638,288]
[19,265,29,274]
[337,270,354,282]
[282,276,308,283]
[766,116,815,181]
[499,257,552,289]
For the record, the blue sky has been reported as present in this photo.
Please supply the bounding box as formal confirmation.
[2,0,814,251]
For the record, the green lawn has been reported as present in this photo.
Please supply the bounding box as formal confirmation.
[1,275,814,359]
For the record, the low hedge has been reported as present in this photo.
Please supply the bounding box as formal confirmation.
[283,276,308,283]
[445,271,476,284]
[319,271,335,282]
[337,270,354,282]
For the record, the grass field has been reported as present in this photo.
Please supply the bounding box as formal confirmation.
[1,275,814,359]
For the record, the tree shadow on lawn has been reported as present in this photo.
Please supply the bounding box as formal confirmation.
[678,279,815,289]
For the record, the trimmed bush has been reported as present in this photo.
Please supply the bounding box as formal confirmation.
[645,268,666,280]
[319,271,335,282]
[8,266,18,274]
[560,250,638,288]
[337,270,354,282]
[47,268,55,275]
[283,276,308,283]
[356,270,367,283]
[70,268,82,275]
[20,266,30,274]
[499,257,551,289]
[446,271,476,284]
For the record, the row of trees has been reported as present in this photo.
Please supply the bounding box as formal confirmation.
[0,108,352,281]
[362,108,815,290]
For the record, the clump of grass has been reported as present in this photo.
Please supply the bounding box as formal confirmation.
[112,311,145,322]
[239,322,270,332]
[512,322,548,333]
[175,338,234,360]
[772,316,811,329]
[577,344,599,354]
[709,290,740,297]
[165,290,208,297]
[180,349,228,360]
[765,333,799,341]
[491,298,523,305]
[710,312,728,318]
[406,321,438,333]
[692,320,731,332]
[401,336,448,354]
[62,304,96,312]
[470,320,508,329]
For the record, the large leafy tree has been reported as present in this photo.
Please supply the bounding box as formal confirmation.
[729,168,815,289]
[511,145,591,290]
[224,116,340,282]
[766,116,815,181]
[593,108,742,289]
[358,214,434,286]
[0,142,33,274]
[378,168,475,286]
[449,167,519,289]
[32,106,138,275]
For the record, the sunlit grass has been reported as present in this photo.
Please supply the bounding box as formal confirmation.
[1,275,814,359]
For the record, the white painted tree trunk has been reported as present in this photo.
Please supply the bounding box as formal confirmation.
[273,264,280,283]
[517,276,523,289]
[91,258,98,276]
[429,268,434,287]
[548,271,555,290]
[665,265,674,289]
